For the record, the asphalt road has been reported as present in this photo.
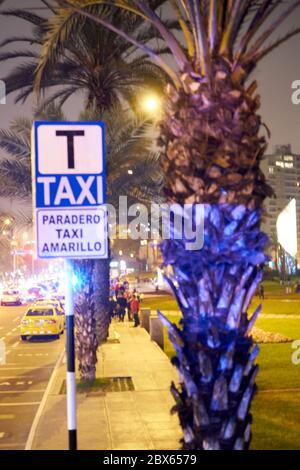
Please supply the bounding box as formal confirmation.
[0,305,65,450]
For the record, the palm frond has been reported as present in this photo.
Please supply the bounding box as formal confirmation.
[243,0,300,63]
[255,27,300,62]
[208,0,218,53]
[0,130,30,159]
[131,0,188,69]
[62,0,300,87]
[0,50,39,62]
[0,9,46,25]
[0,36,42,48]
[55,2,181,87]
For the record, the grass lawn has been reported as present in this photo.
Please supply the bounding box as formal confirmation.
[251,391,300,450]
[142,290,300,450]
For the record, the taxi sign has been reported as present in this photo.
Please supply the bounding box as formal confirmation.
[32,121,107,259]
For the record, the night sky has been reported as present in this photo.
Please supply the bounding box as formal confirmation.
[1,0,300,153]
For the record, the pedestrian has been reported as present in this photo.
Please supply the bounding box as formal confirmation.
[127,291,133,321]
[114,278,121,297]
[286,276,292,294]
[109,296,117,320]
[130,294,140,327]
[258,284,264,300]
[116,291,127,322]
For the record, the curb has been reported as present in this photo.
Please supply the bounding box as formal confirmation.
[25,347,66,450]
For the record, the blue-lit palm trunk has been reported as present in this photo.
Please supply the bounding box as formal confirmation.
[159,204,268,450]
[156,61,273,449]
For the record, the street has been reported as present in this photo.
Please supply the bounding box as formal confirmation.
[0,305,65,449]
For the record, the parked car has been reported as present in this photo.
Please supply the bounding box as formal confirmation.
[24,286,46,303]
[33,298,65,321]
[20,304,65,340]
[0,290,22,306]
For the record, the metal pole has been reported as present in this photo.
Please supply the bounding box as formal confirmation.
[64,258,77,451]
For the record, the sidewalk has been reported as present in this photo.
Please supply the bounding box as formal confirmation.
[29,321,182,450]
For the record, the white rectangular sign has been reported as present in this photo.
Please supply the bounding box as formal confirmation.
[32,121,107,259]
[36,124,104,175]
[36,207,108,259]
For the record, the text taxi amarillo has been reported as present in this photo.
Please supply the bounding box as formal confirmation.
[40,212,104,254]
[33,121,108,260]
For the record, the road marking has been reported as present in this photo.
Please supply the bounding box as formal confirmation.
[0,402,40,407]
[0,367,38,370]
[0,443,25,448]
[6,332,12,337]
[0,432,5,439]
[15,381,34,386]
[12,328,17,333]
[0,376,34,379]
[0,415,14,419]
[0,391,43,394]
[17,353,49,357]
[25,347,65,450]
[0,380,34,385]
[12,342,19,348]
[1,366,52,371]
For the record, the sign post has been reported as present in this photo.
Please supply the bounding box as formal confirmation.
[65,258,76,450]
[32,121,107,451]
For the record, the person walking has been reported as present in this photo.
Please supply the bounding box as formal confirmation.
[258,284,264,300]
[108,296,117,320]
[130,294,140,328]
[126,291,133,321]
[114,278,121,297]
[117,291,127,322]
[286,276,292,295]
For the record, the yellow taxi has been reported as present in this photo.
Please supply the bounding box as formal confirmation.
[20,303,65,341]
[34,298,65,316]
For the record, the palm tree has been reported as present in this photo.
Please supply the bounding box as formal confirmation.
[0,0,168,346]
[0,1,169,112]
[79,106,162,350]
[54,0,300,450]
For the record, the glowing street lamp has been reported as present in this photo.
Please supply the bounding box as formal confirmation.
[141,93,161,115]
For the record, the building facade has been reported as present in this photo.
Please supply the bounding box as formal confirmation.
[261,144,300,267]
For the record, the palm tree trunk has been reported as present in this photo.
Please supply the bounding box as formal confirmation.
[93,255,111,344]
[73,259,98,382]
[158,204,268,450]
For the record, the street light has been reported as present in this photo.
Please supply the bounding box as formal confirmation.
[141,93,162,116]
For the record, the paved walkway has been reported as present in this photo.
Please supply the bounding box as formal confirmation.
[29,321,181,450]
[160,310,300,320]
